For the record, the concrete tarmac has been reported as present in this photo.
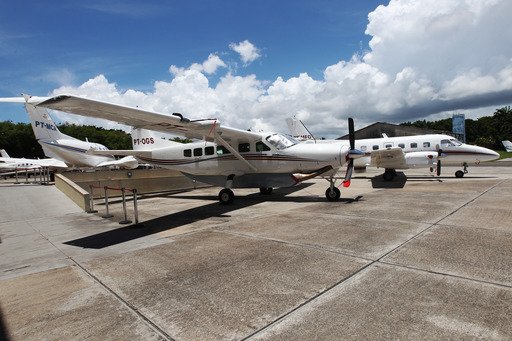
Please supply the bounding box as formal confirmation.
[1,164,512,340]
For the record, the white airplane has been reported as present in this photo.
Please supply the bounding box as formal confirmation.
[9,94,364,204]
[0,95,138,169]
[502,140,512,152]
[0,149,68,171]
[286,117,500,180]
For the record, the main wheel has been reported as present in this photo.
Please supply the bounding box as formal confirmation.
[455,170,464,178]
[383,169,396,181]
[325,187,341,201]
[219,188,234,205]
[259,187,273,195]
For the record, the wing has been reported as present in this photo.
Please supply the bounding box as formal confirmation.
[370,147,408,169]
[96,155,138,169]
[37,95,262,143]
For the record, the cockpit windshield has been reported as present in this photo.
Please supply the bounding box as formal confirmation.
[266,133,298,150]
[441,138,463,147]
[450,138,462,146]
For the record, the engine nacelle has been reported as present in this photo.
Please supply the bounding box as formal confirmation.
[404,151,438,168]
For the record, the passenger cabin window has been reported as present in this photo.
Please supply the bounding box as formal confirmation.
[256,141,271,152]
[205,146,215,155]
[193,148,203,157]
[372,145,379,150]
[238,143,250,153]
[184,149,192,157]
[423,142,430,148]
[398,143,405,149]
[217,146,231,155]
[385,143,393,148]
[410,142,417,148]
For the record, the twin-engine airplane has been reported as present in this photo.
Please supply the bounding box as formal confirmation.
[0,96,138,169]
[9,94,363,204]
[287,117,499,180]
[0,149,68,171]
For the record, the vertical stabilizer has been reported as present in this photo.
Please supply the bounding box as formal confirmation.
[286,117,315,141]
[502,140,512,153]
[0,149,9,158]
[24,100,65,141]
[131,128,180,150]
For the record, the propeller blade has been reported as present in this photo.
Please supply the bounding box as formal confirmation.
[436,160,441,176]
[348,117,355,151]
[342,159,353,187]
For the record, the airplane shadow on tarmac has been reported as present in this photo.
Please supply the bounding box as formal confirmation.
[64,183,363,249]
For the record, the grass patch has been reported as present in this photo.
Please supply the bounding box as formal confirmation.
[497,150,512,160]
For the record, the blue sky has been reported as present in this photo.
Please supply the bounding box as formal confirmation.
[0,1,382,93]
[1,0,512,137]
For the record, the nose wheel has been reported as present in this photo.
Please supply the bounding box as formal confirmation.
[325,187,341,201]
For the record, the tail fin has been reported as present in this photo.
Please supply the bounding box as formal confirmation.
[131,128,181,150]
[286,117,315,141]
[24,99,65,141]
[502,140,512,152]
[0,149,9,158]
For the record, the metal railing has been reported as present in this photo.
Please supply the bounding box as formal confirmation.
[88,184,139,225]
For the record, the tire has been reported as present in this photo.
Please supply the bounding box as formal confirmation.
[259,187,273,195]
[383,171,394,181]
[455,170,464,178]
[325,187,341,201]
[218,188,234,205]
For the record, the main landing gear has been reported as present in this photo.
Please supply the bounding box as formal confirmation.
[218,187,273,205]
[218,188,235,205]
[383,169,397,181]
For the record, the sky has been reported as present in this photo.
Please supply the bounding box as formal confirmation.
[1,0,512,138]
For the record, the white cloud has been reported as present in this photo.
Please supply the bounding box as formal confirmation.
[229,40,261,65]
[170,53,226,76]
[50,0,512,138]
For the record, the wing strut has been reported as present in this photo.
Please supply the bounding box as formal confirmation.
[214,133,258,172]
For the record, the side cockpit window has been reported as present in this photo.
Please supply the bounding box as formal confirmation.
[256,141,271,152]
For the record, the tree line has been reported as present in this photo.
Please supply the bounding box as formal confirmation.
[401,106,512,149]
[0,122,132,158]
[1,106,511,158]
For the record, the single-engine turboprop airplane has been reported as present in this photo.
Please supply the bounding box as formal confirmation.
[0,96,138,169]
[286,117,499,180]
[9,94,364,204]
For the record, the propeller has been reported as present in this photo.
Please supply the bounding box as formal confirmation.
[342,117,356,187]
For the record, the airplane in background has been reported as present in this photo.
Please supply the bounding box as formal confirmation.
[10,94,364,204]
[502,140,512,152]
[0,149,68,170]
[0,95,138,169]
[286,117,500,180]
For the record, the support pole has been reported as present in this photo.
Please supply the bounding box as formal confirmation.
[101,186,114,218]
[119,188,132,224]
[133,189,139,225]
[87,185,98,213]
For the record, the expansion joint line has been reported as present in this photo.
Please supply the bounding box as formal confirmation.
[27,221,175,341]
[243,179,507,339]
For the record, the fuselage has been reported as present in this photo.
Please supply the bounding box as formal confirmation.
[39,138,115,168]
[134,132,347,177]
[304,134,499,169]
